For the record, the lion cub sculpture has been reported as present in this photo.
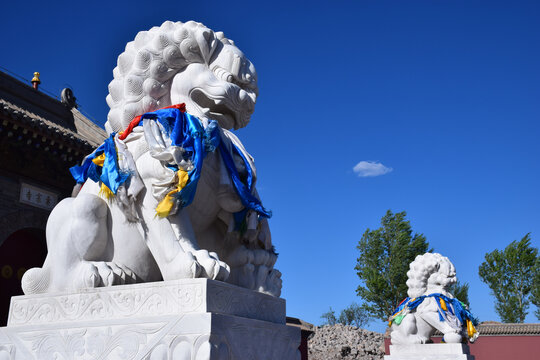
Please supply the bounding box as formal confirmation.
[21,21,282,297]
[389,253,479,344]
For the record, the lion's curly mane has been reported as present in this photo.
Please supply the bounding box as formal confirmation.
[405,253,455,298]
[105,21,235,134]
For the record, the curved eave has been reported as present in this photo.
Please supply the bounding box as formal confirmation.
[0,99,103,152]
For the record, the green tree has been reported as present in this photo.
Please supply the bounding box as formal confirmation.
[531,257,540,320]
[355,210,431,322]
[337,302,371,328]
[449,281,471,308]
[320,307,337,326]
[478,234,539,323]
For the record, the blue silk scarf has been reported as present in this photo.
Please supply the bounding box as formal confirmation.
[141,107,271,218]
[70,134,129,194]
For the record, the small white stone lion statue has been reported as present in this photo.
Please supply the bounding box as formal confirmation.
[389,253,478,344]
[22,21,282,297]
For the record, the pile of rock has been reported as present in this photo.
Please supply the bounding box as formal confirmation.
[308,324,385,360]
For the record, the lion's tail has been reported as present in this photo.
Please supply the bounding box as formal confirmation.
[21,267,50,295]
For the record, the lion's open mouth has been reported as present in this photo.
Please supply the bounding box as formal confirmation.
[190,87,253,130]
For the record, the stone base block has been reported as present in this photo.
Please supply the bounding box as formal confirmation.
[0,279,300,359]
[385,343,474,360]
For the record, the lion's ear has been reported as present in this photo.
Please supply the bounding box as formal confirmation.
[196,29,217,64]
[215,31,234,46]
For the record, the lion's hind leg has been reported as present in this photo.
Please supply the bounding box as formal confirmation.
[22,193,119,294]
[390,314,431,344]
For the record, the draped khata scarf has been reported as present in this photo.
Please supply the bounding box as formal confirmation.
[70,104,271,229]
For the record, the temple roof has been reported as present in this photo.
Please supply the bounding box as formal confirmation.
[0,99,105,148]
[426,322,540,337]
[0,70,106,150]
[476,322,540,336]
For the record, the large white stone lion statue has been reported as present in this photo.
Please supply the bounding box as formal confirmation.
[389,253,478,344]
[21,21,282,297]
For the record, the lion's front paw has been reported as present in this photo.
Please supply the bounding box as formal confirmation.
[225,248,282,296]
[75,261,137,289]
[190,250,230,281]
[263,268,282,297]
[165,251,201,279]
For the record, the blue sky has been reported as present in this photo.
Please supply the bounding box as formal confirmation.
[2,0,539,332]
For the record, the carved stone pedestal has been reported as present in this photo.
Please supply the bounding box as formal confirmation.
[385,343,474,360]
[0,279,300,359]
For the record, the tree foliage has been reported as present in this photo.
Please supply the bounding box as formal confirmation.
[355,210,431,321]
[338,302,371,328]
[320,307,337,326]
[531,257,540,320]
[478,234,539,323]
[449,281,470,308]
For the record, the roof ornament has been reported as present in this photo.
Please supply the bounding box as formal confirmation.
[31,72,40,90]
[61,88,78,109]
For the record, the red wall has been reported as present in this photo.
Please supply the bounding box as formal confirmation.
[463,336,540,360]
[385,336,540,360]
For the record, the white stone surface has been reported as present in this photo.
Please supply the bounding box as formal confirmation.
[385,344,474,360]
[9,279,285,326]
[21,20,282,299]
[1,280,300,359]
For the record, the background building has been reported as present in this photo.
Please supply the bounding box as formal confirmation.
[0,70,106,325]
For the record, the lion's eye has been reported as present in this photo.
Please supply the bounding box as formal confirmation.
[212,66,234,83]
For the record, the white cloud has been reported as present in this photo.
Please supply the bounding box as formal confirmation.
[353,161,392,177]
